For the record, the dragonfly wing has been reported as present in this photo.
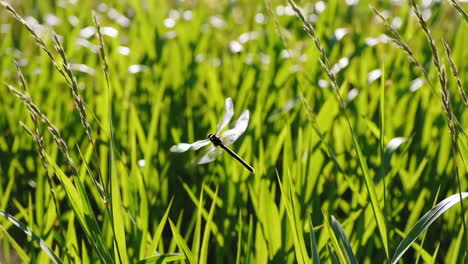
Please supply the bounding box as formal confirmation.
[216,97,234,134]
[170,139,211,152]
[220,109,249,146]
[190,139,212,150]
[197,145,223,164]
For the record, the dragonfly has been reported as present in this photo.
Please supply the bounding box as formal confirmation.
[170,97,255,173]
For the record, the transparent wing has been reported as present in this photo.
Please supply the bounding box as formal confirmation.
[220,109,249,146]
[170,139,211,153]
[216,97,234,134]
[197,145,223,164]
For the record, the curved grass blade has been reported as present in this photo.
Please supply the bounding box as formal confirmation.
[394,229,433,263]
[323,213,352,264]
[330,216,357,264]
[0,225,29,262]
[415,186,441,264]
[0,210,62,264]
[327,244,339,264]
[392,192,468,264]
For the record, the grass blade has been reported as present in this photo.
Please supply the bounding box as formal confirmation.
[323,213,351,264]
[309,215,320,264]
[110,161,128,264]
[0,225,30,262]
[330,216,357,264]
[168,219,196,264]
[137,253,185,264]
[48,157,113,263]
[286,1,390,259]
[147,199,174,257]
[392,192,468,263]
[0,210,62,264]
[273,170,310,263]
[199,186,218,264]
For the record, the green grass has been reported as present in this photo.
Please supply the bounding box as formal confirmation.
[0,0,467,263]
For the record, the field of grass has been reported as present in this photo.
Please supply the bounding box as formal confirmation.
[1,0,468,263]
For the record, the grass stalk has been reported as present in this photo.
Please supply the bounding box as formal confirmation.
[447,0,468,24]
[287,0,390,261]
[0,1,67,81]
[5,84,79,175]
[369,5,435,91]
[442,39,468,108]
[410,0,468,255]
[13,62,63,225]
[1,0,107,202]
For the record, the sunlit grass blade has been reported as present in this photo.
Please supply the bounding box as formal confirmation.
[392,192,468,264]
[458,135,468,170]
[276,170,309,264]
[327,244,339,264]
[415,186,441,264]
[247,179,282,258]
[0,223,30,262]
[192,188,204,261]
[147,199,174,257]
[394,229,434,263]
[0,170,16,211]
[182,182,223,246]
[199,186,218,264]
[245,215,254,264]
[0,210,62,264]
[330,216,357,264]
[235,211,243,264]
[48,156,113,263]
[352,133,390,260]
[309,215,320,264]
[93,10,127,263]
[137,253,185,264]
[110,160,128,264]
[168,219,196,264]
[430,242,440,264]
[323,214,354,264]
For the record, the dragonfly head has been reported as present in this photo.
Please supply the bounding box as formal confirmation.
[208,133,223,146]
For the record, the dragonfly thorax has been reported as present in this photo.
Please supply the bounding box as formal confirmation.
[208,133,223,147]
